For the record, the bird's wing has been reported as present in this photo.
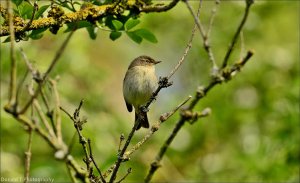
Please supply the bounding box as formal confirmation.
[125,100,133,112]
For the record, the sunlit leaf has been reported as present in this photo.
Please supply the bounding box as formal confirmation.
[34,5,50,19]
[126,31,142,44]
[134,29,158,43]
[125,18,140,30]
[112,20,123,30]
[18,1,33,19]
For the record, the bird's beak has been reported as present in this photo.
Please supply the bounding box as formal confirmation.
[155,60,162,64]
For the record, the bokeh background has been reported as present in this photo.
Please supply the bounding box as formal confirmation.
[1,1,299,182]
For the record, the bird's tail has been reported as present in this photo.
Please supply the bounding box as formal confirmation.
[135,111,149,130]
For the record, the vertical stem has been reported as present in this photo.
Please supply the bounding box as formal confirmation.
[109,123,138,183]
[221,0,253,68]
[24,129,33,183]
[7,0,17,109]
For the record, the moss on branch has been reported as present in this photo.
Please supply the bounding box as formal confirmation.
[0,0,180,37]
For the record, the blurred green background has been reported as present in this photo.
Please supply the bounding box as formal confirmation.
[1,1,299,182]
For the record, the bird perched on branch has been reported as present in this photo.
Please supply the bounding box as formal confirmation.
[123,55,161,130]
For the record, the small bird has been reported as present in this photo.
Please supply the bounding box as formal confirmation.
[123,55,161,130]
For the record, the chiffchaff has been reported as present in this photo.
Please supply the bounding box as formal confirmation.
[123,55,161,130]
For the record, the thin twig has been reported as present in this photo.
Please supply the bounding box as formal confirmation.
[206,0,220,40]
[50,79,62,144]
[24,128,33,183]
[123,96,192,160]
[185,0,217,67]
[144,50,254,182]
[16,69,29,105]
[167,25,197,79]
[145,1,254,179]
[22,1,38,32]
[109,122,139,183]
[221,0,254,68]
[17,114,60,149]
[143,19,197,110]
[19,48,35,74]
[103,164,116,179]
[88,139,106,183]
[65,155,89,182]
[61,101,92,174]
[66,164,77,183]
[33,100,56,138]
[116,168,132,183]
[184,0,205,38]
[141,0,180,13]
[239,31,245,60]
[19,30,75,114]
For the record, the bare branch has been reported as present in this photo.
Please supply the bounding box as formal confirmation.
[22,2,38,33]
[184,0,205,38]
[145,49,254,182]
[124,96,192,160]
[33,99,56,138]
[49,79,63,144]
[185,0,218,68]
[109,120,139,183]
[65,155,89,182]
[141,0,180,13]
[143,19,197,110]
[24,128,33,183]
[88,139,106,183]
[103,164,116,179]
[116,168,132,183]
[167,25,196,79]
[19,30,75,114]
[0,0,180,37]
[5,0,17,114]
[221,0,254,68]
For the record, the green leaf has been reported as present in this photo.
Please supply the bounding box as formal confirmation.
[12,0,23,6]
[112,20,123,30]
[0,15,5,25]
[134,29,158,43]
[86,26,97,40]
[109,31,122,41]
[125,18,140,30]
[29,33,43,40]
[18,2,34,19]
[65,21,92,32]
[29,28,47,40]
[34,5,50,19]
[3,36,11,43]
[126,31,142,44]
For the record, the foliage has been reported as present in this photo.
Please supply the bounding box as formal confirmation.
[1,0,158,43]
[0,0,299,183]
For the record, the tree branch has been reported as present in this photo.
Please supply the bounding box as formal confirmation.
[18,30,75,114]
[185,0,218,68]
[0,0,181,37]
[5,0,17,114]
[140,0,180,13]
[145,50,254,182]
[123,96,192,160]
[221,0,254,68]
[24,128,33,183]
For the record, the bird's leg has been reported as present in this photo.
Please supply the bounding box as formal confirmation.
[140,105,149,113]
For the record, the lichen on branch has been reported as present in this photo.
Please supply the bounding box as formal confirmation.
[0,0,180,37]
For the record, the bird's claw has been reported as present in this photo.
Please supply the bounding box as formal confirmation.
[141,106,149,113]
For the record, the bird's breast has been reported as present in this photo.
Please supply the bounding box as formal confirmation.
[123,66,158,107]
